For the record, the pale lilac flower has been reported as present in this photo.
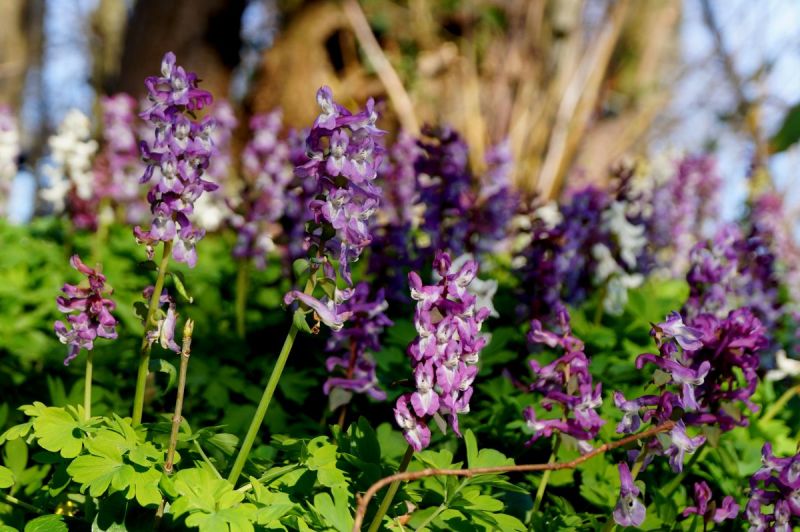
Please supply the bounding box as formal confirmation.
[613,462,646,527]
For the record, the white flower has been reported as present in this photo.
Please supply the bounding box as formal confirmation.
[534,201,562,230]
[41,109,98,210]
[603,201,646,268]
[766,350,800,382]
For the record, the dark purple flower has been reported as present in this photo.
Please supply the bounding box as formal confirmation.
[682,481,739,524]
[54,255,117,365]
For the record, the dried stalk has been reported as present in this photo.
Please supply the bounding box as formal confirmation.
[342,0,419,135]
[352,420,675,531]
[155,319,194,521]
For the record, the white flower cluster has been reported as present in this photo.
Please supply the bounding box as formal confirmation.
[593,201,647,316]
[41,109,98,212]
[0,107,20,216]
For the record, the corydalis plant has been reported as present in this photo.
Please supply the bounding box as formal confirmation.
[394,251,490,451]
[135,51,215,268]
[284,86,385,328]
[524,305,604,453]
[747,443,800,529]
[55,255,118,365]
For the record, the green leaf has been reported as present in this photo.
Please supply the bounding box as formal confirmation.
[313,487,352,532]
[172,466,256,530]
[292,259,310,277]
[23,515,68,532]
[464,429,479,469]
[150,358,178,396]
[0,465,14,488]
[292,309,312,334]
[32,405,88,458]
[771,101,800,153]
[172,271,194,303]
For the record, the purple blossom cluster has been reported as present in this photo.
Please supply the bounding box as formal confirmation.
[393,251,490,451]
[54,255,118,365]
[323,282,392,403]
[747,443,800,529]
[284,86,385,329]
[685,223,781,331]
[134,51,216,268]
[368,132,422,302]
[645,154,720,274]
[523,305,603,452]
[96,94,147,224]
[611,309,767,525]
[230,109,293,269]
[413,127,517,258]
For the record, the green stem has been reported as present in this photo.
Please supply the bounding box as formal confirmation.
[532,436,561,514]
[91,198,112,263]
[194,440,223,480]
[415,476,470,531]
[83,350,93,420]
[235,261,250,338]
[0,492,42,515]
[131,240,173,426]
[762,384,800,423]
[227,277,316,485]
[367,445,414,532]
[662,446,705,497]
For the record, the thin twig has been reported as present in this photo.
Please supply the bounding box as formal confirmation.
[342,0,419,135]
[352,420,675,531]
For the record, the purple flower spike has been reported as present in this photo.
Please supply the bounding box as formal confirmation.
[747,443,800,529]
[393,251,489,451]
[135,52,216,267]
[613,462,646,527]
[284,290,351,331]
[54,255,117,365]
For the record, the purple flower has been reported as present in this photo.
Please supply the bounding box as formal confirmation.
[141,286,180,353]
[135,52,216,267]
[54,255,117,365]
[323,283,392,403]
[747,443,800,529]
[651,311,703,351]
[682,481,739,524]
[285,87,385,330]
[393,251,489,450]
[394,394,431,452]
[522,305,603,449]
[613,462,646,527]
[663,421,705,472]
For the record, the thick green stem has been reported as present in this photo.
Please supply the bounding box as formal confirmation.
[762,384,800,423]
[532,436,561,514]
[131,240,173,426]
[367,445,415,532]
[227,277,315,485]
[235,261,249,338]
[83,350,93,420]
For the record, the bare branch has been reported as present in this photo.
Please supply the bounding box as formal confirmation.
[352,420,676,530]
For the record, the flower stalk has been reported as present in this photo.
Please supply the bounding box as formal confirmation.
[227,276,316,485]
[235,260,249,338]
[366,444,414,532]
[132,240,173,426]
[532,435,561,514]
[83,350,93,420]
[156,319,194,520]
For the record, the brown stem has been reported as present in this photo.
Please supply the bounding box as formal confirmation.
[351,420,675,531]
[155,319,194,522]
[337,338,359,430]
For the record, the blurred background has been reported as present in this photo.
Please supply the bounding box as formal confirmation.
[2,0,799,219]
